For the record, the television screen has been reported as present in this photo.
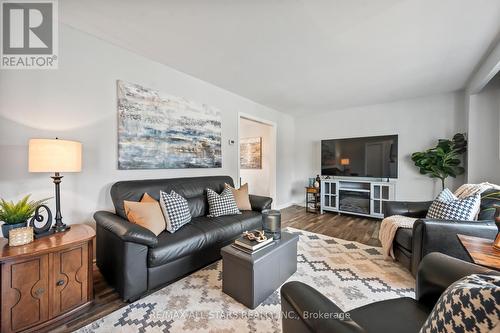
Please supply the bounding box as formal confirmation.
[321,135,398,178]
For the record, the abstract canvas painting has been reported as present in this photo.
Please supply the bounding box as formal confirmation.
[117,80,222,169]
[240,137,262,169]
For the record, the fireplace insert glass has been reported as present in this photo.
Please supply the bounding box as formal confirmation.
[339,190,370,215]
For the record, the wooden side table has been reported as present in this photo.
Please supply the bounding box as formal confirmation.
[305,186,320,214]
[457,234,500,270]
[0,224,95,333]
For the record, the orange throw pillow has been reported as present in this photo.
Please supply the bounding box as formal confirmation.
[141,193,158,203]
[225,183,252,211]
[123,193,166,236]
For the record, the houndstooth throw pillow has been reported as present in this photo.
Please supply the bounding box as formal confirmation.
[420,274,500,333]
[426,188,481,221]
[159,190,191,233]
[206,188,241,217]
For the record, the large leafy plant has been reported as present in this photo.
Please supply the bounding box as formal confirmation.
[411,133,467,190]
[0,195,49,225]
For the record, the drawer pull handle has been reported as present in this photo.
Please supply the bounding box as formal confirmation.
[34,288,45,296]
[56,279,65,286]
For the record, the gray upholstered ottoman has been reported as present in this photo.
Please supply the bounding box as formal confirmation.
[221,231,299,309]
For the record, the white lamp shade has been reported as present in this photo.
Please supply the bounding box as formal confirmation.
[29,139,82,173]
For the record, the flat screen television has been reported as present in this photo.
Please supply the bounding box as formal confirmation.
[321,135,398,178]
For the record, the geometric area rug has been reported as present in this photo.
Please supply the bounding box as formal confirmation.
[76,227,414,333]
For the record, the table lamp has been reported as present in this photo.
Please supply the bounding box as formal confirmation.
[29,138,82,232]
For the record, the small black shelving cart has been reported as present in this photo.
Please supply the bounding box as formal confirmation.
[305,186,320,214]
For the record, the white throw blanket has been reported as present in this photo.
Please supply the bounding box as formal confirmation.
[454,182,500,199]
[379,215,417,259]
[379,182,500,260]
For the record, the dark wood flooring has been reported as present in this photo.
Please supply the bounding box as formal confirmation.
[47,205,381,332]
[281,205,381,247]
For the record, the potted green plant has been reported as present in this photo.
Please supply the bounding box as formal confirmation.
[411,133,467,190]
[0,195,49,239]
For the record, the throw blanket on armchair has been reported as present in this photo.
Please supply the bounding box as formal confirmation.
[454,182,500,199]
[379,215,417,259]
[379,182,500,260]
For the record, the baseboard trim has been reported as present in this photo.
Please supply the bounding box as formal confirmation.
[276,202,295,210]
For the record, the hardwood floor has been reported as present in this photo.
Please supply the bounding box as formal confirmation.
[44,267,126,333]
[46,205,381,332]
[281,205,382,247]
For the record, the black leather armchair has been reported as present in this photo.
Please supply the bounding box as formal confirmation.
[281,253,499,333]
[385,200,497,276]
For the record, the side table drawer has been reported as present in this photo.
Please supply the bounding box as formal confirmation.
[1,254,50,333]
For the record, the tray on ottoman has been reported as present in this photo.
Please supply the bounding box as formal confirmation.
[221,231,299,309]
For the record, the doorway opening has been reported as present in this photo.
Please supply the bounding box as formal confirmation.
[238,114,277,207]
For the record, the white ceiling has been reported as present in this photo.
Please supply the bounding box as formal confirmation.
[60,0,500,116]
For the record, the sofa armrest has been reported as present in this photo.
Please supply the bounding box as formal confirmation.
[281,281,365,333]
[384,201,433,218]
[416,253,498,308]
[94,211,158,248]
[249,194,272,212]
[410,219,497,275]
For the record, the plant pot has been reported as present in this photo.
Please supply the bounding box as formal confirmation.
[1,222,28,240]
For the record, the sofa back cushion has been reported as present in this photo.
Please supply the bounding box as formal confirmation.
[110,176,234,219]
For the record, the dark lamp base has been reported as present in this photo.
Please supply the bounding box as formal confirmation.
[53,224,71,233]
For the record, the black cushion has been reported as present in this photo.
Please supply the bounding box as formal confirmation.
[110,176,234,219]
[193,215,243,243]
[394,228,413,251]
[147,212,262,267]
[350,297,430,333]
[232,210,263,232]
[478,188,499,221]
[148,223,207,267]
[186,195,208,218]
[394,246,412,269]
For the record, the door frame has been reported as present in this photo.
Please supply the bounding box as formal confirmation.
[237,112,277,207]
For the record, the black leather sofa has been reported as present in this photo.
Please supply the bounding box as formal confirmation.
[281,253,499,333]
[385,200,497,276]
[94,176,272,301]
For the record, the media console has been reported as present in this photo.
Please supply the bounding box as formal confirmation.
[320,178,395,218]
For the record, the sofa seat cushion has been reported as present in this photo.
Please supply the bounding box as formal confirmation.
[394,228,413,251]
[350,297,430,333]
[148,224,207,267]
[191,215,243,244]
[232,211,263,231]
[148,213,262,267]
[394,246,412,271]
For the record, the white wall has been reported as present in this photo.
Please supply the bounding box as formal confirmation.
[0,25,295,233]
[292,92,467,204]
[468,87,500,184]
[239,118,275,199]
